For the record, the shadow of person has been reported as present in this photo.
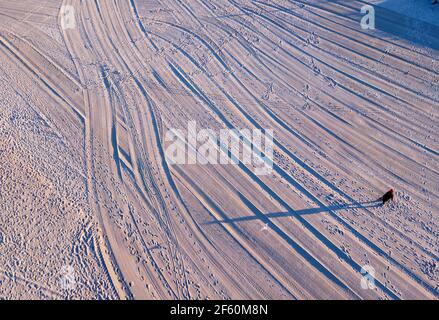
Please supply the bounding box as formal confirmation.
[205,200,382,225]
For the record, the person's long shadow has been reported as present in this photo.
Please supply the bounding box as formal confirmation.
[205,200,382,225]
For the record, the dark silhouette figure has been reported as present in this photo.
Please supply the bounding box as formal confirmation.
[381,189,395,205]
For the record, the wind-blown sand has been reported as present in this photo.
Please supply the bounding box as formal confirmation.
[0,0,437,299]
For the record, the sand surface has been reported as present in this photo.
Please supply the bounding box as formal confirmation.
[0,0,438,299]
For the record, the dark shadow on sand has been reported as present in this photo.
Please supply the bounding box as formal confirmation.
[206,200,382,225]
[374,0,439,50]
[327,0,439,50]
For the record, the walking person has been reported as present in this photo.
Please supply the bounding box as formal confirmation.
[381,188,395,205]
